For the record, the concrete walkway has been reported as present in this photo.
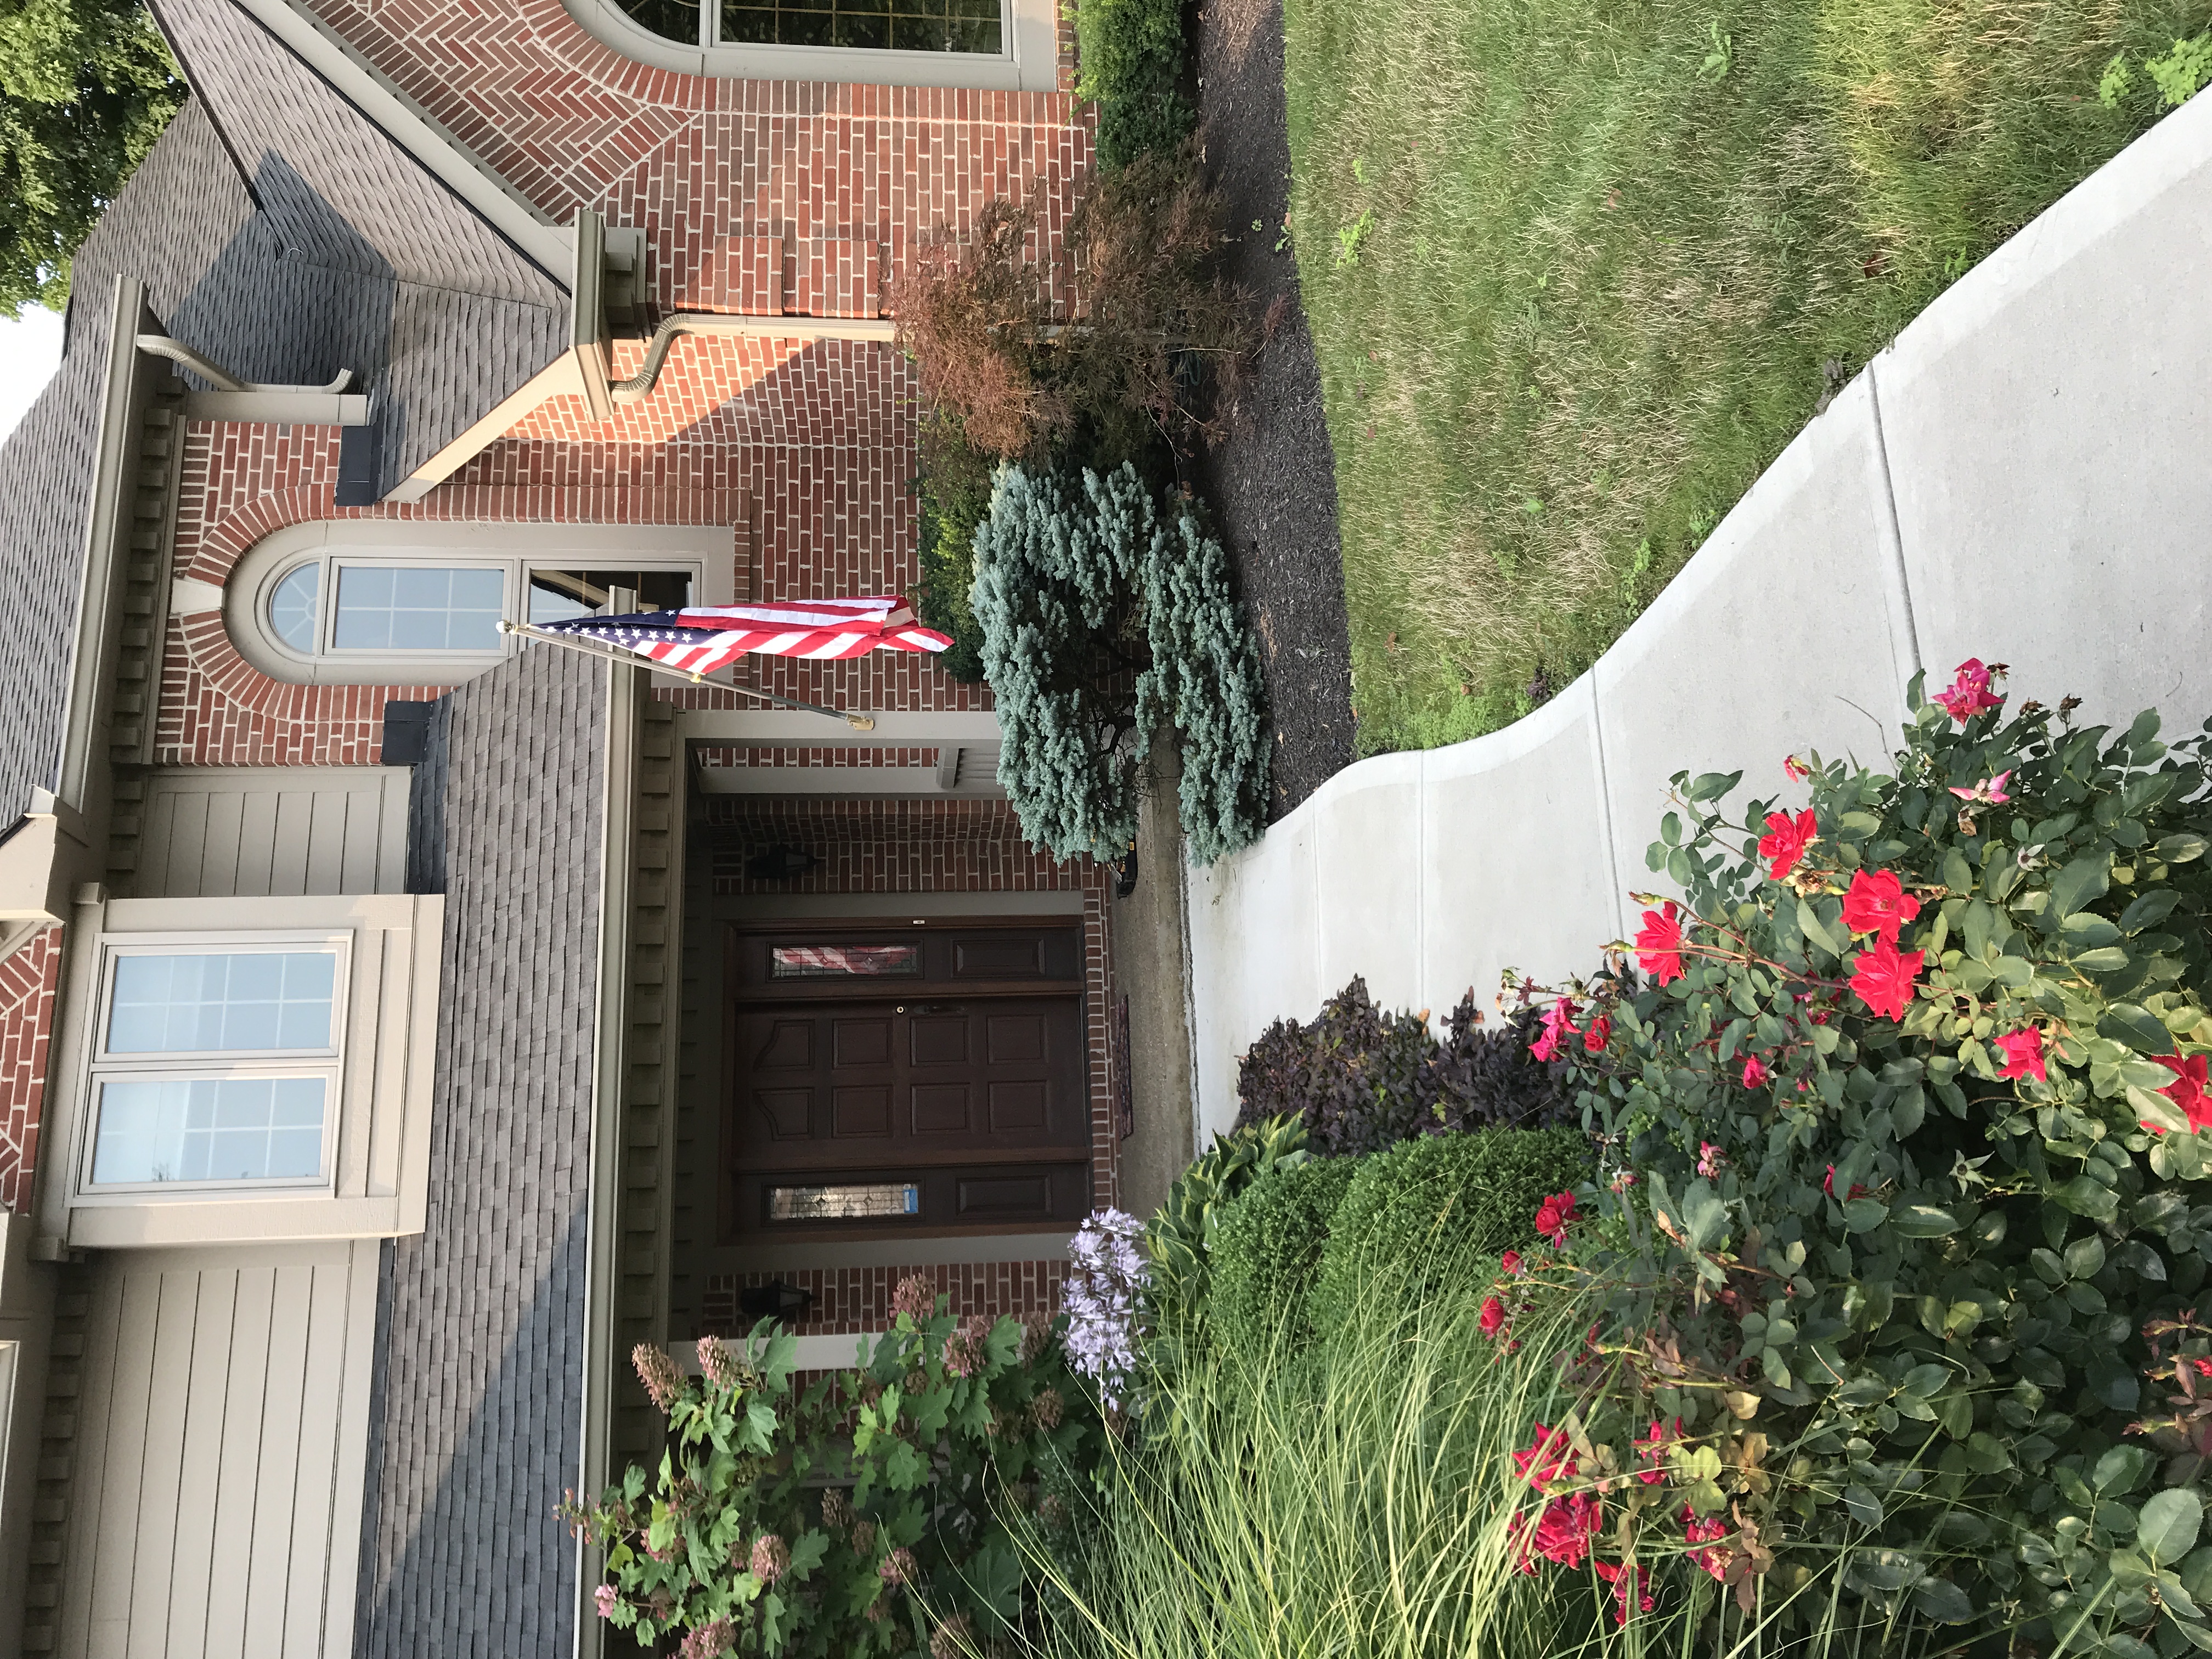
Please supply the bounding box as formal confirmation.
[1186,88,2212,1141]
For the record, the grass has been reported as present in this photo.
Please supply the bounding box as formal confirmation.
[1282,0,2212,753]
[1009,1262,1605,1659]
[1001,1255,2019,1659]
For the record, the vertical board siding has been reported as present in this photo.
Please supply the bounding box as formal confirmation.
[134,769,410,899]
[51,1248,374,1658]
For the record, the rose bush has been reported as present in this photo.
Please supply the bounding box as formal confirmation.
[1491,663,2212,1651]
[563,1279,1102,1657]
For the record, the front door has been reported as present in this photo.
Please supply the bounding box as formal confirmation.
[724,921,1092,1238]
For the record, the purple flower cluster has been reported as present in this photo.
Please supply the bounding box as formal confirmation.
[1061,1207,1148,1409]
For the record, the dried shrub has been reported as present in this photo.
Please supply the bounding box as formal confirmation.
[891,145,1252,467]
[1234,977,1577,1156]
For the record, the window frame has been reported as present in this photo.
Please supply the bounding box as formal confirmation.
[223,521,737,687]
[38,893,448,1249]
[554,0,1057,89]
[77,933,353,1200]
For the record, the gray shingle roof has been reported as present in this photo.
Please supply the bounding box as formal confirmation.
[0,101,255,826]
[0,0,572,819]
[147,0,568,493]
[354,644,605,1659]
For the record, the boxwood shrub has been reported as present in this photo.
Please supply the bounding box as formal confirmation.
[1310,1126,1593,1333]
[1206,1156,1358,1361]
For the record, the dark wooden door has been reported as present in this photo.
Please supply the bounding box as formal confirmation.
[725,922,1092,1238]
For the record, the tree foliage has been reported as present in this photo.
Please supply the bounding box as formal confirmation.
[970,461,1267,866]
[890,147,1251,466]
[0,0,180,317]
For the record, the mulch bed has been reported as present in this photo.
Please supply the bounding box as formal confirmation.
[1180,0,1357,821]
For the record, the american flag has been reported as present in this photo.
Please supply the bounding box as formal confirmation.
[528,596,952,679]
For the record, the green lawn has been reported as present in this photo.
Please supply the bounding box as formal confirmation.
[1283,0,2212,754]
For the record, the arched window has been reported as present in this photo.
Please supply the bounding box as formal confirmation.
[559,0,1059,89]
[223,522,736,686]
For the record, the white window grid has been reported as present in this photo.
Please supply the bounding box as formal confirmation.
[260,552,707,671]
[78,934,353,1199]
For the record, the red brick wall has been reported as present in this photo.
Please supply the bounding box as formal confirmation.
[298,0,1091,272]
[0,929,63,1214]
[699,1259,1068,1340]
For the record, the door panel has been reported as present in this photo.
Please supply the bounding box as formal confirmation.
[726,922,1091,1237]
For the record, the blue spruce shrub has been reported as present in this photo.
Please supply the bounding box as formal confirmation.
[971,461,1268,865]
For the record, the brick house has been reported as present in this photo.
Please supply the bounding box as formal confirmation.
[0,0,1125,1649]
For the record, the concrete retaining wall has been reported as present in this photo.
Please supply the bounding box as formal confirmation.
[1187,88,2212,1139]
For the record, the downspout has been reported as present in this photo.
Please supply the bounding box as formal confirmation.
[610,313,896,404]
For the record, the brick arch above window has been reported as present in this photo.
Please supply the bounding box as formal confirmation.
[218,520,735,688]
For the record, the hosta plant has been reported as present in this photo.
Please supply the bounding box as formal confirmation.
[562,1278,1101,1657]
[1496,662,2212,1652]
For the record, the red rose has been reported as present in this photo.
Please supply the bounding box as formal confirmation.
[1634,902,1685,985]
[1993,1027,2046,1082]
[1582,1014,1611,1054]
[1757,809,1816,882]
[1841,868,1921,944]
[1848,938,1925,1020]
[1741,1054,1769,1089]
[1480,1296,1507,1338]
[1933,658,2004,724]
[1530,998,1578,1063]
[1535,1190,1577,1245]
[1501,1250,1523,1276]
[2147,1053,2212,1135]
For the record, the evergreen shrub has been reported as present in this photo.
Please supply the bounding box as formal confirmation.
[970,461,1267,865]
[1235,977,1576,1155]
[1310,1126,1592,1332]
[1071,0,1193,171]
[1206,1157,1357,1362]
[1142,1114,1308,1366]
[909,414,992,681]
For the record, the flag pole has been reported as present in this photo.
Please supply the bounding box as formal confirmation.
[497,620,878,731]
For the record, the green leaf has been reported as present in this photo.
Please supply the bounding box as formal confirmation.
[1912,1577,1976,1623]
[2049,853,2113,923]
[1843,1485,1884,1528]
[788,1530,830,1580]
[1798,895,1846,960]
[2121,889,2183,933]
[2053,1176,2121,1223]
[2103,1002,2179,1056]
[2159,832,2209,864]
[1842,1197,1889,1234]
[2097,1443,2152,1495]
[2062,913,2123,948]
[1901,1363,1950,1397]
[2071,946,2132,973]
[1889,1203,1960,1238]
[2064,1234,2108,1278]
[2131,1085,2191,1136]
[2138,1489,2204,1564]
[1687,770,1743,803]
[1683,1186,1730,1251]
